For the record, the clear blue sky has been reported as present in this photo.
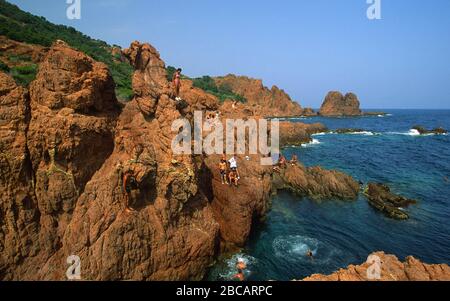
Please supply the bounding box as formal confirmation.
[8,0,450,109]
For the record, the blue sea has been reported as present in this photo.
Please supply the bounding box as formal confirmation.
[208,110,450,281]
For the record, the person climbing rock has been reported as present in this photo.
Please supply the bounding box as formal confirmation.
[236,260,247,271]
[122,169,138,213]
[219,155,229,185]
[172,68,182,101]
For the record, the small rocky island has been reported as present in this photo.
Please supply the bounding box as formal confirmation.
[412,125,448,135]
[364,183,417,220]
[318,91,386,117]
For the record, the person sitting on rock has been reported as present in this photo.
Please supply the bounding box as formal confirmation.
[122,169,138,213]
[172,68,182,101]
[278,153,287,169]
[289,154,298,166]
[229,169,239,187]
[219,155,229,185]
[228,155,240,179]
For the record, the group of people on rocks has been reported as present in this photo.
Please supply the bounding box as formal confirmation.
[219,155,241,187]
[273,153,298,173]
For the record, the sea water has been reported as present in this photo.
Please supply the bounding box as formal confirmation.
[208,110,450,281]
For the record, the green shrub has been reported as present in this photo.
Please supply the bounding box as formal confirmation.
[193,76,246,103]
[166,66,176,82]
[0,60,10,72]
[10,64,38,86]
[7,53,32,63]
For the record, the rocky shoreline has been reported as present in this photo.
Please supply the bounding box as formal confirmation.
[1,37,448,281]
[303,252,450,281]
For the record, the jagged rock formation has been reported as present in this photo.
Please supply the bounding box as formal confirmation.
[273,164,360,200]
[303,252,450,281]
[319,91,362,116]
[214,74,306,117]
[279,122,327,146]
[364,183,416,220]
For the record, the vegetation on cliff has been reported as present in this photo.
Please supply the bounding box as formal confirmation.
[166,66,246,103]
[0,0,133,99]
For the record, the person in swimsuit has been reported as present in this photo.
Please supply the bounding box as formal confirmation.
[172,68,182,100]
[289,154,298,166]
[229,169,239,187]
[219,155,228,184]
[233,269,245,281]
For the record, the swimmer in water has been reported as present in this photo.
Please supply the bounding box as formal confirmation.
[236,260,247,271]
[306,250,314,258]
[233,269,245,281]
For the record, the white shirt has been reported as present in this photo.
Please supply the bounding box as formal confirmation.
[228,157,238,169]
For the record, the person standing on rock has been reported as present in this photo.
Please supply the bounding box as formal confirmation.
[219,155,229,185]
[172,68,182,101]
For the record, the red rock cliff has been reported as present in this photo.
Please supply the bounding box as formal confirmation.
[214,74,306,117]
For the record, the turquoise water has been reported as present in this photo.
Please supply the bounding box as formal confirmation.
[208,110,450,281]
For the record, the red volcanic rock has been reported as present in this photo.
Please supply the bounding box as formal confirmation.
[273,163,360,200]
[30,40,118,113]
[204,155,272,250]
[319,91,362,116]
[123,41,170,99]
[279,122,327,146]
[0,72,37,277]
[303,252,450,281]
[0,36,47,66]
[214,75,304,117]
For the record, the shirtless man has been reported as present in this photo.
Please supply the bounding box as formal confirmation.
[172,68,182,100]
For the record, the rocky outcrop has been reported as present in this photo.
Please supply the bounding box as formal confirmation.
[412,126,447,135]
[364,183,416,220]
[214,75,304,117]
[273,163,360,200]
[279,122,327,146]
[303,251,450,281]
[319,91,362,116]
[0,36,47,67]
[30,40,118,113]
[204,155,272,250]
[334,128,367,134]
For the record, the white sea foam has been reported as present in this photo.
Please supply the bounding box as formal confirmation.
[347,131,376,136]
[273,235,319,258]
[301,138,321,147]
[218,253,258,280]
[311,132,328,136]
[388,129,422,136]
